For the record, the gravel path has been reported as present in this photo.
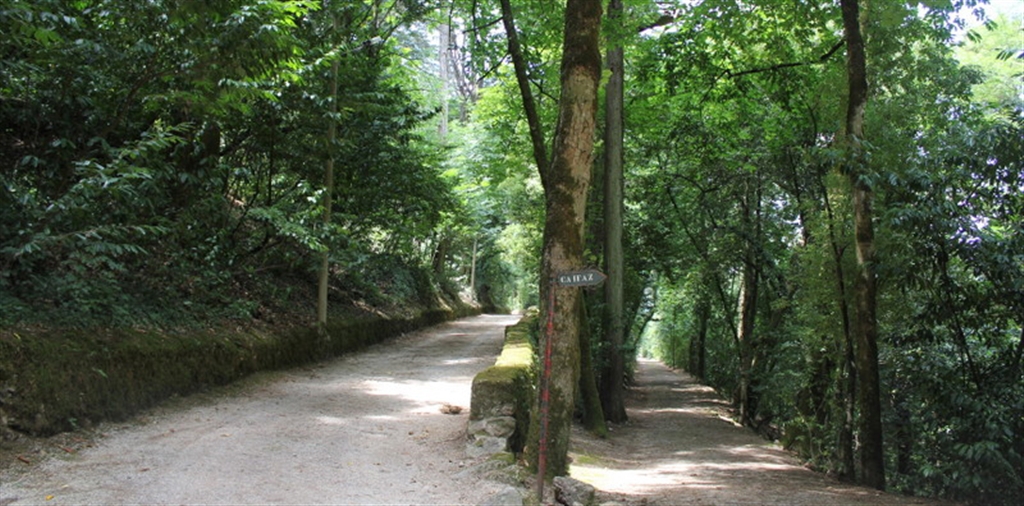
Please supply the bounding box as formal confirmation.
[0,314,521,505]
[569,358,947,506]
[1,319,956,506]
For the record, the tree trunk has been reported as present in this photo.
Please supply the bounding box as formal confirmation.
[469,236,478,301]
[821,176,856,481]
[530,0,603,482]
[840,0,885,490]
[736,175,761,427]
[317,13,340,330]
[438,22,449,139]
[690,292,709,381]
[432,232,450,277]
[600,0,628,424]
[578,298,609,437]
[499,0,549,182]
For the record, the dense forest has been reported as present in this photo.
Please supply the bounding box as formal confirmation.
[1,1,1021,504]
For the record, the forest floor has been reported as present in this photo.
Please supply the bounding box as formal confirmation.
[1,314,949,505]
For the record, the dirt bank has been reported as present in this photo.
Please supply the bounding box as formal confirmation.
[0,314,520,505]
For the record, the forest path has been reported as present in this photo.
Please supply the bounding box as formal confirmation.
[0,314,520,505]
[569,358,945,506]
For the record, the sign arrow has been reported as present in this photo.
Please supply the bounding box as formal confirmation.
[555,269,607,287]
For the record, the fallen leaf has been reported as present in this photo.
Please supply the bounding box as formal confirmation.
[440,404,462,415]
[16,455,30,464]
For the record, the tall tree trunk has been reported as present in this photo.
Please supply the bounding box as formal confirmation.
[736,178,760,427]
[439,22,450,139]
[530,0,603,482]
[600,0,628,424]
[822,176,856,481]
[317,13,340,330]
[840,0,885,490]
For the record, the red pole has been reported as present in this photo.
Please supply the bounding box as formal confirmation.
[537,276,556,501]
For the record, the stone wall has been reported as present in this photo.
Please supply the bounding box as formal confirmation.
[467,311,537,457]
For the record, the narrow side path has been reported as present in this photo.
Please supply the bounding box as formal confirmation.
[0,314,520,505]
[569,358,944,506]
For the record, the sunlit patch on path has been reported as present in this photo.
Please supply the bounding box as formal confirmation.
[569,358,944,506]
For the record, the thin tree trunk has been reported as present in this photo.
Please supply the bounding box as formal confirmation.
[600,0,627,424]
[736,178,760,427]
[579,298,609,437]
[841,0,885,490]
[439,22,450,139]
[737,263,758,426]
[317,13,340,330]
[690,292,709,381]
[469,236,478,301]
[499,0,549,182]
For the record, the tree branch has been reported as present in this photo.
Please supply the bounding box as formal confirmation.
[464,16,504,34]
[638,14,676,33]
[499,0,549,183]
[700,38,846,103]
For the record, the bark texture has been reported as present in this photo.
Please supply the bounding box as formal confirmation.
[840,0,885,490]
[600,0,628,424]
[531,0,603,481]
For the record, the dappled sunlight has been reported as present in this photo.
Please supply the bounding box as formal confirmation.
[358,378,470,414]
[562,359,939,505]
[314,415,348,426]
[443,357,481,365]
[571,457,760,493]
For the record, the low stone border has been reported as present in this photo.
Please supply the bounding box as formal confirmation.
[467,310,537,457]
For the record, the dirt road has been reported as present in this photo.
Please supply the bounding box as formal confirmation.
[0,314,521,505]
[2,318,953,506]
[569,358,944,506]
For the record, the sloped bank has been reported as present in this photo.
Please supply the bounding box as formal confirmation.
[0,304,479,437]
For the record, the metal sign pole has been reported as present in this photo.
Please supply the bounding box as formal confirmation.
[537,275,556,501]
[536,268,605,502]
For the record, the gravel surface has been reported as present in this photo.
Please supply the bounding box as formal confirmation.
[1,317,957,506]
[569,358,949,506]
[0,314,521,505]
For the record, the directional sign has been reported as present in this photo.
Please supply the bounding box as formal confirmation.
[556,269,607,287]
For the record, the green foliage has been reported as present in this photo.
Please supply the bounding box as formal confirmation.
[628,0,1023,502]
[0,0,463,327]
[2,0,1022,503]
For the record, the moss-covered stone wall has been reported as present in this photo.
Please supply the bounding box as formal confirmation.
[468,310,537,456]
[0,305,478,437]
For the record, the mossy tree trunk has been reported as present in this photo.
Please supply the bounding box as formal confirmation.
[840,0,885,490]
[529,0,603,481]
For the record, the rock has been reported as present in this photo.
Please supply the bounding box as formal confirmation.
[467,416,517,439]
[466,434,507,458]
[481,485,523,506]
[553,476,595,506]
[483,416,517,437]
